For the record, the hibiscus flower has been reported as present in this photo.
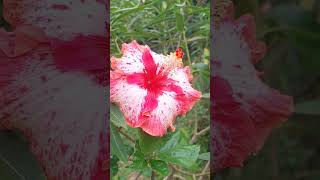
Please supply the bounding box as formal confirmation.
[110,41,202,137]
[211,1,294,171]
[0,0,108,179]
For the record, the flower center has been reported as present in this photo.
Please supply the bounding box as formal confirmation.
[143,71,166,93]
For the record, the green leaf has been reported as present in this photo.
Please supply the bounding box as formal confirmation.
[159,145,200,168]
[110,124,128,162]
[129,158,147,170]
[139,130,165,155]
[150,160,169,176]
[295,100,320,115]
[198,152,210,161]
[111,0,162,23]
[110,104,127,129]
[159,131,180,152]
[0,131,46,180]
[175,10,184,32]
[129,149,149,170]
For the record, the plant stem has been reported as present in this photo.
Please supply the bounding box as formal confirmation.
[118,127,135,144]
[182,30,192,65]
[171,165,210,177]
[190,126,210,144]
[135,171,143,180]
[114,38,122,54]
[198,161,210,180]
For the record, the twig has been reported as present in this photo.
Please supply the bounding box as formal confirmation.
[182,30,192,65]
[172,166,194,176]
[198,126,210,136]
[173,174,186,180]
[0,153,26,180]
[189,115,198,144]
[189,126,210,144]
[196,172,211,176]
[114,38,121,54]
[198,161,210,180]
[118,127,135,144]
[134,171,143,180]
[167,165,176,180]
[171,165,210,177]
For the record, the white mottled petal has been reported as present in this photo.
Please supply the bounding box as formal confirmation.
[141,91,179,136]
[110,79,147,127]
[213,22,270,103]
[168,67,197,96]
[0,53,107,179]
[4,0,107,40]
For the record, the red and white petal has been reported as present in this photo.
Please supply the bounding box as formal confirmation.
[211,77,293,170]
[4,0,107,40]
[51,35,108,72]
[0,36,108,179]
[111,41,178,75]
[212,21,254,77]
[152,52,179,70]
[236,15,266,64]
[140,91,179,137]
[211,6,293,171]
[110,74,148,127]
[214,2,266,65]
[213,17,290,112]
[150,52,168,66]
[0,26,48,57]
[111,41,148,74]
[167,67,202,114]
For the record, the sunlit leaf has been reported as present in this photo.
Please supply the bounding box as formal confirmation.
[159,145,200,168]
[198,152,210,161]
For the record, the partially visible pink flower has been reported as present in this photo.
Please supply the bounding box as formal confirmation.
[110,41,201,136]
[1,0,109,179]
[211,2,293,171]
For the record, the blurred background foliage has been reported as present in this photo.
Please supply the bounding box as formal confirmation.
[215,0,320,180]
[0,0,46,179]
[1,0,319,179]
[110,0,210,179]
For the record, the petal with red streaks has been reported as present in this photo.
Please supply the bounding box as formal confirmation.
[212,2,293,171]
[4,0,107,40]
[0,28,108,179]
[110,73,148,127]
[140,91,179,137]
